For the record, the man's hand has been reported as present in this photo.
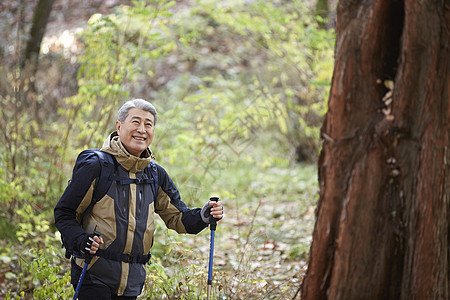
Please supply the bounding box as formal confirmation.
[201,200,223,223]
[88,235,104,254]
[80,232,104,255]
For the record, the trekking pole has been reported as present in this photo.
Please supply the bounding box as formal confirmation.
[73,231,101,300]
[207,196,219,300]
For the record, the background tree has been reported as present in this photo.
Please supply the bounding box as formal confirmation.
[302,1,449,299]
[21,0,54,75]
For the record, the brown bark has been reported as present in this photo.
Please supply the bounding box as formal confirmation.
[302,1,449,299]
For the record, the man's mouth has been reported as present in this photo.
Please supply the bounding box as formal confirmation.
[133,136,146,141]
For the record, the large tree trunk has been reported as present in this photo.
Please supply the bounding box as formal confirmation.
[302,1,449,299]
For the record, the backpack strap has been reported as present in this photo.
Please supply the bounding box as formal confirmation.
[80,150,116,225]
[95,249,151,264]
[148,160,159,197]
[110,160,158,188]
[113,177,153,185]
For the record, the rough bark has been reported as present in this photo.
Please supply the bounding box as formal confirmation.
[301,1,449,299]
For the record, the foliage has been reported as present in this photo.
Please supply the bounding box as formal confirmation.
[0,45,69,243]
[143,260,211,299]
[3,246,72,300]
[61,0,178,149]
[1,204,71,299]
[151,0,334,168]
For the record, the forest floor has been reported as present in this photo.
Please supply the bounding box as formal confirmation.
[145,187,317,299]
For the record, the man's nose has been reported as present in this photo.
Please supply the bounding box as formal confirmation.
[137,123,145,132]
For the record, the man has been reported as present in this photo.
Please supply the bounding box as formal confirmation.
[55,98,223,299]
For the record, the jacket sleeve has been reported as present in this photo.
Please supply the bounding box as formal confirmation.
[154,164,208,234]
[54,153,101,255]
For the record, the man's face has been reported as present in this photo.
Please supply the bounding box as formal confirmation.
[116,107,155,157]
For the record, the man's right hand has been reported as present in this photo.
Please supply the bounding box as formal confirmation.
[80,232,104,255]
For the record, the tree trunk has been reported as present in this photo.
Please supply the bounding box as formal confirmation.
[21,0,54,72]
[302,1,449,299]
[19,0,54,122]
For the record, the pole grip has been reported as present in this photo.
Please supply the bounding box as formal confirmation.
[209,196,219,231]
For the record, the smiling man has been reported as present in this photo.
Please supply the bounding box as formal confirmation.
[55,99,223,300]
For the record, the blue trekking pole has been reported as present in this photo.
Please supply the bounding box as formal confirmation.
[73,231,101,300]
[73,263,88,300]
[207,196,219,300]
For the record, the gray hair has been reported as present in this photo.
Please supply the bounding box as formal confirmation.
[117,98,157,124]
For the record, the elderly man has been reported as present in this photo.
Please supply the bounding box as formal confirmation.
[55,98,223,299]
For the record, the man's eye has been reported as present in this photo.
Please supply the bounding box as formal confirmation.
[146,123,153,127]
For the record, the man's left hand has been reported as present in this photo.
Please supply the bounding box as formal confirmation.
[201,200,223,223]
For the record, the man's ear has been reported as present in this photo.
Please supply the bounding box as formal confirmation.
[116,120,121,133]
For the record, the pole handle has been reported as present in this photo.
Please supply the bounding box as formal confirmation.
[209,196,219,231]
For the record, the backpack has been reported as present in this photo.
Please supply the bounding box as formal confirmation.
[73,149,159,226]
